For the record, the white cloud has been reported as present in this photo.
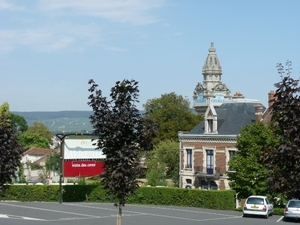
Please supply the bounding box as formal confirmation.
[0,23,104,53]
[42,37,74,52]
[0,0,25,11]
[103,45,128,54]
[0,29,51,53]
[0,1,166,53]
[38,0,165,25]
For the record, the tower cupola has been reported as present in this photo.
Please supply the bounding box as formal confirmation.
[193,42,231,115]
[202,42,222,76]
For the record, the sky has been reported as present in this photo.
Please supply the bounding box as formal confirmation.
[1,0,300,112]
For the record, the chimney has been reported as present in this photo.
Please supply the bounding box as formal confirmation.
[255,103,263,122]
[268,90,275,108]
[232,91,244,99]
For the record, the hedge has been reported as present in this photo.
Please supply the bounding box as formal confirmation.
[0,184,235,210]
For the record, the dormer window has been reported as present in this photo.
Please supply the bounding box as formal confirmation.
[204,105,218,134]
[208,119,213,133]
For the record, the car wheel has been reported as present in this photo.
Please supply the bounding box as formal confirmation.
[243,213,247,217]
[264,212,269,219]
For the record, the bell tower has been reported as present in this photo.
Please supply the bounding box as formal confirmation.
[193,42,231,114]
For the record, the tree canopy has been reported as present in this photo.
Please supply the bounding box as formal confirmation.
[146,140,179,186]
[11,113,28,134]
[18,130,50,149]
[45,152,60,173]
[143,92,203,143]
[0,102,23,191]
[18,121,52,149]
[262,61,300,199]
[88,79,157,218]
[27,121,53,143]
[227,121,279,199]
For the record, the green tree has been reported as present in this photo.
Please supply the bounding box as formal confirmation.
[11,113,28,135]
[227,122,279,199]
[0,102,23,191]
[18,132,49,149]
[88,79,157,222]
[146,140,179,186]
[18,121,53,149]
[143,92,203,143]
[27,121,53,143]
[146,162,166,186]
[18,163,26,183]
[262,61,300,199]
[45,152,60,173]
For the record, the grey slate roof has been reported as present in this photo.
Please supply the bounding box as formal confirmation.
[189,101,266,135]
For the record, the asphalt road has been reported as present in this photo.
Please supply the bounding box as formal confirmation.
[0,201,287,225]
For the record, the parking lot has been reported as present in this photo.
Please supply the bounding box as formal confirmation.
[0,201,288,225]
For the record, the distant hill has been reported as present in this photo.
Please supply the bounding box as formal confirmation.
[13,111,93,134]
[13,110,146,134]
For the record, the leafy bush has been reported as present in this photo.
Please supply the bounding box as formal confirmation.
[128,187,236,210]
[273,207,284,216]
[0,185,235,210]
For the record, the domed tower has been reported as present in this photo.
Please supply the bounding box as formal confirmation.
[193,42,231,114]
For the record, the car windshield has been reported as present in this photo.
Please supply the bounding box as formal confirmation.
[288,201,300,208]
[247,197,264,205]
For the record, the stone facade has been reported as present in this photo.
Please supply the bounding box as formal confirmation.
[179,134,237,190]
[178,42,268,190]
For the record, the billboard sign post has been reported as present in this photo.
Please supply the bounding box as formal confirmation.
[63,139,105,177]
[55,134,106,204]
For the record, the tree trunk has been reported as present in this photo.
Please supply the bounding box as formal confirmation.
[116,205,122,225]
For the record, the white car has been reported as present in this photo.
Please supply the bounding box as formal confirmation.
[284,199,300,221]
[243,195,273,218]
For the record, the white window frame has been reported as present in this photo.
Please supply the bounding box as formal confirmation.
[185,148,193,169]
[203,147,216,174]
[226,148,238,171]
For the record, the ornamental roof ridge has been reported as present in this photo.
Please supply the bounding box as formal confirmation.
[224,98,260,104]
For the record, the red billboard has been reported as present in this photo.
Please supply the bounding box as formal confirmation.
[63,160,105,177]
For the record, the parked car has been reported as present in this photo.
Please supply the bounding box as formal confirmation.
[243,195,273,218]
[284,199,300,221]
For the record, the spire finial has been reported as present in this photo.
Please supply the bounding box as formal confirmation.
[209,42,215,53]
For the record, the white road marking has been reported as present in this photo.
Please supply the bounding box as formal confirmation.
[0,214,9,218]
[23,216,45,221]
[0,202,101,218]
[0,202,243,223]
[64,203,241,222]
[277,216,283,222]
[0,214,45,221]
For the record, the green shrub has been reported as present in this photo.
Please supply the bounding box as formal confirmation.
[0,185,235,210]
[273,208,284,216]
[1,185,60,201]
[128,187,236,210]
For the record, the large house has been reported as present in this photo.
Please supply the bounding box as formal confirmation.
[178,98,266,190]
[178,43,273,190]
